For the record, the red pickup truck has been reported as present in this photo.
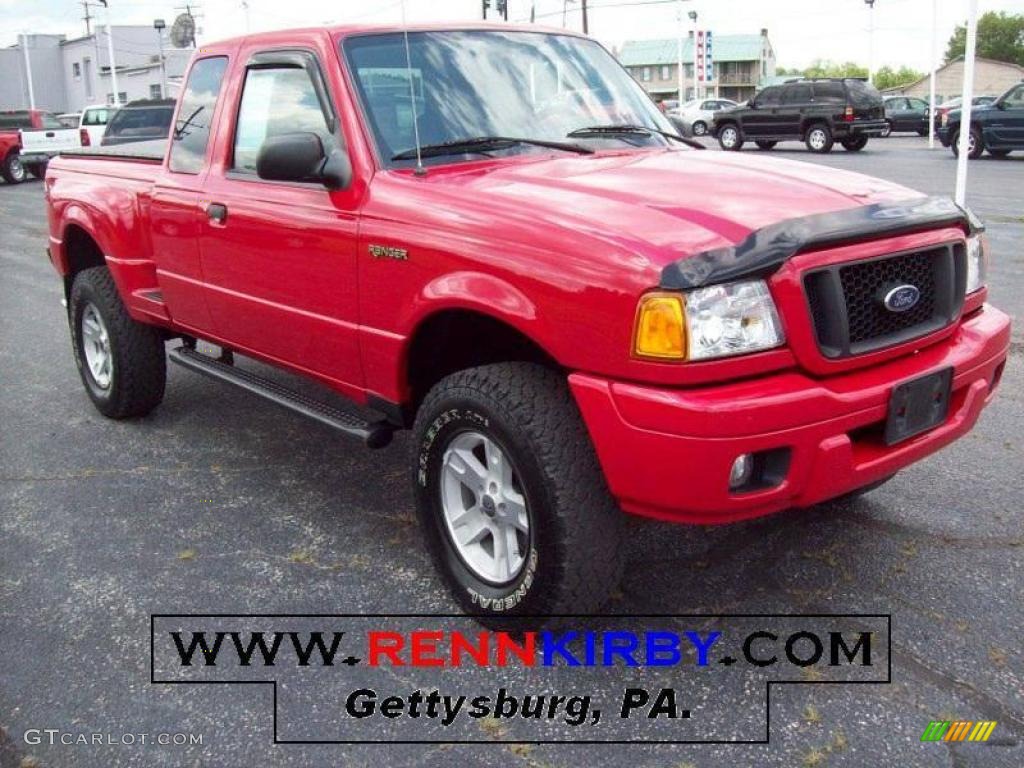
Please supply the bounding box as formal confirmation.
[44,24,1009,618]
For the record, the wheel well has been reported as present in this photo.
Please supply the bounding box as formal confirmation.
[406,310,559,411]
[62,225,105,297]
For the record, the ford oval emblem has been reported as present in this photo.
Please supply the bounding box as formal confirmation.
[883,284,921,313]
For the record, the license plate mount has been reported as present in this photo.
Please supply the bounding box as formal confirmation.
[884,367,953,445]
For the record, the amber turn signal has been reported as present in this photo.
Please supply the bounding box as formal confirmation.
[633,293,687,360]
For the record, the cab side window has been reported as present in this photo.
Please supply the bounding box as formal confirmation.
[169,56,229,174]
[232,64,335,175]
[756,87,781,107]
[782,85,812,105]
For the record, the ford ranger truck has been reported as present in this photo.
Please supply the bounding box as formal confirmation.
[43,25,1010,619]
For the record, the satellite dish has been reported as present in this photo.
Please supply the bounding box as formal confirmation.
[169,13,195,48]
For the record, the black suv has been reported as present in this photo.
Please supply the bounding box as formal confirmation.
[100,99,176,146]
[939,81,1024,159]
[712,78,887,153]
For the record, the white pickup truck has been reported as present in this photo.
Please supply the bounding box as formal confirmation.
[18,113,81,177]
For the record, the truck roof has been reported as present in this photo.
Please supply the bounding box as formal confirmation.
[200,21,583,51]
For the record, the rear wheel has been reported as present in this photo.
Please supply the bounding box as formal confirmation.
[691,120,707,136]
[69,266,167,419]
[1,151,25,184]
[951,126,984,159]
[718,124,743,151]
[412,362,624,622]
[880,120,893,138]
[805,123,834,153]
[755,140,777,150]
[841,135,869,151]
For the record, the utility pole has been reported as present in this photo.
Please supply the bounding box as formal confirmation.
[581,0,588,34]
[82,1,93,36]
[954,0,979,206]
[154,19,167,99]
[928,0,937,149]
[21,34,36,109]
[689,10,698,101]
[97,1,120,106]
[864,0,876,84]
[676,2,684,105]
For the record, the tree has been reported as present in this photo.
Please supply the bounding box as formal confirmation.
[873,65,925,91]
[945,11,1024,66]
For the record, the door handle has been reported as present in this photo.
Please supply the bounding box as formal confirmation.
[46,131,55,138]
[206,203,228,224]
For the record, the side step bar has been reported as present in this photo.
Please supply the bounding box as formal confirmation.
[169,346,394,449]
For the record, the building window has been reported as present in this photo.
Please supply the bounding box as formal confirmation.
[150,83,163,99]
[106,91,128,105]
[641,66,652,82]
[660,65,671,81]
[73,62,81,79]
[83,58,93,98]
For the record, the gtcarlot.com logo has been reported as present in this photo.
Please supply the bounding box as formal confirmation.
[921,720,998,743]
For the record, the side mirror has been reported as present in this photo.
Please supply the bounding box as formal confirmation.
[256,132,352,190]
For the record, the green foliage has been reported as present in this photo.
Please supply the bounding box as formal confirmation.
[873,65,925,91]
[946,12,1024,66]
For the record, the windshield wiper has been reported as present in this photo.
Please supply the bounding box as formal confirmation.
[391,136,593,161]
[566,124,705,150]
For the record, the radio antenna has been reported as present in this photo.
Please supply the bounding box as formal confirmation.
[400,0,425,176]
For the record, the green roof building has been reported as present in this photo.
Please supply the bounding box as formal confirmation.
[617,29,776,103]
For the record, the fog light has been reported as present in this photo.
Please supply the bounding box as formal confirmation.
[729,454,754,490]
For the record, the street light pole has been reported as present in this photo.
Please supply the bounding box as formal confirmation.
[954,0,979,206]
[865,0,876,84]
[20,33,36,109]
[154,19,167,99]
[928,0,937,149]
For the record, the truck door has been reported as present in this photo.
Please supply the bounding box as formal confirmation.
[151,55,230,332]
[989,83,1024,147]
[743,86,782,138]
[196,48,364,392]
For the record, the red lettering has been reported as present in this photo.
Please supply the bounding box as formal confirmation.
[410,631,445,667]
[450,631,489,667]
[496,632,537,666]
[367,631,405,667]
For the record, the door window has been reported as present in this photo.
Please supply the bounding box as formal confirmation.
[169,56,228,174]
[813,82,846,103]
[781,85,812,105]
[232,64,334,174]
[755,87,781,107]
[1001,84,1024,108]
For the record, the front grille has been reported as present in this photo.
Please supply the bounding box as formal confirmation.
[804,244,966,358]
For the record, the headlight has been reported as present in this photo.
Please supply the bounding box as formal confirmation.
[633,280,785,362]
[966,233,987,293]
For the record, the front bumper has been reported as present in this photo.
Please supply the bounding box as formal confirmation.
[570,305,1010,524]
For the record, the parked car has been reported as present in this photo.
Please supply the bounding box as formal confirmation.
[881,95,929,136]
[100,99,175,146]
[931,95,996,132]
[669,97,738,136]
[939,81,1024,159]
[713,78,886,153]
[44,25,1009,620]
[0,109,80,180]
[78,104,114,147]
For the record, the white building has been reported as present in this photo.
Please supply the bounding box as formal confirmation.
[0,26,192,113]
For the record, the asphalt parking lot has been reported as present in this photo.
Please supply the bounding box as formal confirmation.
[1,135,1022,767]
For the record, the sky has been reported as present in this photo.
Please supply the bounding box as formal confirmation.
[1,0,1021,72]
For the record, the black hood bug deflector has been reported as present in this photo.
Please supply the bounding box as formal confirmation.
[659,196,981,290]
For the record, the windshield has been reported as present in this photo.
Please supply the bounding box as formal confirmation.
[343,30,675,167]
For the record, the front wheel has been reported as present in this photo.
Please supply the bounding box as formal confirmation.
[1,151,25,184]
[841,135,869,151]
[951,127,984,159]
[691,120,707,136]
[69,267,167,419]
[717,124,743,151]
[412,363,624,622]
[755,140,777,150]
[805,124,834,153]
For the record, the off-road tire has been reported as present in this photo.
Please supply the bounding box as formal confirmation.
[2,151,25,184]
[412,362,624,623]
[69,266,166,419]
[805,123,834,153]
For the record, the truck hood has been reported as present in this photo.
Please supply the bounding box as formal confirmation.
[415,149,924,269]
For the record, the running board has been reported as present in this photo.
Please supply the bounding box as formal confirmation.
[169,346,394,449]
